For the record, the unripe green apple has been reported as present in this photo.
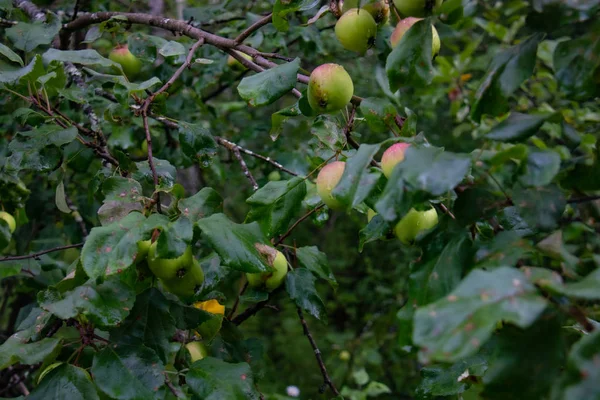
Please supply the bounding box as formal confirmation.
[335,8,378,55]
[227,51,253,71]
[246,246,288,292]
[160,258,204,298]
[381,143,410,178]
[390,18,440,57]
[308,63,354,114]
[147,242,194,280]
[186,341,208,363]
[394,207,438,244]
[363,1,390,25]
[393,0,443,17]
[268,171,281,181]
[134,239,152,264]
[109,45,142,79]
[0,211,16,233]
[339,350,351,361]
[316,161,346,210]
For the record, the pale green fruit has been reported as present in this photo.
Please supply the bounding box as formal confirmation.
[160,258,205,298]
[381,143,411,178]
[0,211,16,233]
[186,342,209,362]
[227,51,253,71]
[339,350,351,361]
[109,45,142,78]
[367,208,377,222]
[316,161,346,210]
[394,207,438,244]
[363,1,390,25]
[308,63,354,113]
[246,248,288,292]
[335,8,378,55]
[390,17,441,57]
[134,239,152,264]
[268,171,281,181]
[147,242,194,280]
[393,0,443,17]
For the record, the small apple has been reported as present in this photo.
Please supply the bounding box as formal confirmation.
[308,64,354,114]
[339,350,351,361]
[193,299,225,315]
[268,171,281,181]
[246,246,288,292]
[227,51,253,71]
[186,341,208,363]
[390,18,440,57]
[0,211,16,233]
[316,161,346,210]
[160,258,205,298]
[395,207,438,244]
[335,8,378,55]
[363,1,390,25]
[147,242,194,280]
[109,45,142,79]
[134,239,152,264]
[381,143,411,178]
[393,0,443,17]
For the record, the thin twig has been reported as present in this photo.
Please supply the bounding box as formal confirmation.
[0,243,84,262]
[231,299,271,325]
[296,307,340,396]
[215,137,298,176]
[274,204,325,246]
[232,147,259,191]
[568,195,600,204]
[164,375,182,398]
[227,281,248,320]
[438,203,456,220]
[235,13,272,44]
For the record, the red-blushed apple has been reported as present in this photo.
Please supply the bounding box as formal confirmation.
[395,207,438,244]
[316,161,346,210]
[335,8,378,55]
[109,45,142,78]
[308,64,354,113]
[246,246,288,292]
[390,17,441,57]
[363,1,390,25]
[393,0,443,17]
[381,143,410,178]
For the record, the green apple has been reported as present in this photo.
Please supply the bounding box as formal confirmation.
[186,341,208,363]
[390,17,441,57]
[393,0,443,17]
[367,208,377,222]
[134,239,152,264]
[147,242,194,280]
[0,211,16,233]
[160,258,205,298]
[268,171,281,181]
[91,38,113,56]
[381,143,411,178]
[339,350,351,361]
[227,51,253,71]
[394,207,438,244]
[316,161,346,210]
[308,63,354,113]
[109,45,142,79]
[363,1,390,25]
[246,247,288,292]
[335,8,378,55]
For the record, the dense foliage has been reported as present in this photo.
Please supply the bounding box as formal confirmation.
[1,0,599,399]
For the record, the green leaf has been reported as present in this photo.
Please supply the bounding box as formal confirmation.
[42,49,119,70]
[237,58,300,107]
[92,344,164,400]
[310,115,347,151]
[359,98,399,134]
[54,181,71,214]
[332,144,382,209]
[286,268,327,322]
[527,266,600,301]
[29,364,99,400]
[358,214,392,252]
[178,187,223,224]
[97,177,144,225]
[0,220,11,252]
[133,158,177,191]
[270,102,301,140]
[196,214,271,273]
[416,355,487,398]
[186,357,260,400]
[39,276,135,328]
[476,231,533,270]
[156,216,193,259]
[513,185,566,231]
[295,246,337,288]
[272,0,319,31]
[0,42,24,66]
[0,54,44,84]
[0,335,61,369]
[178,122,217,165]
[552,329,600,400]
[518,150,561,187]
[472,34,543,121]
[553,33,600,100]
[246,177,307,238]
[486,112,553,142]
[110,289,176,363]
[81,213,168,279]
[414,267,548,362]
[6,14,61,52]
[386,18,434,90]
